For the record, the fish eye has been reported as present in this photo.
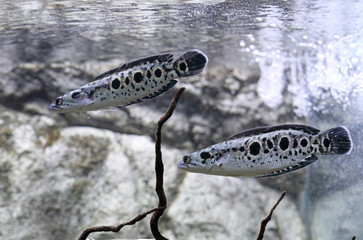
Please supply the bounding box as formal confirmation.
[183,155,191,164]
[55,97,63,106]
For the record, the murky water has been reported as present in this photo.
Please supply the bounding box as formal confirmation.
[1,0,363,239]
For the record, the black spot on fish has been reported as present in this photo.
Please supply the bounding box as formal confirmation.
[134,72,143,83]
[300,138,308,147]
[239,146,245,152]
[125,77,130,85]
[267,140,273,149]
[279,137,289,151]
[293,139,298,148]
[231,147,238,152]
[155,68,162,78]
[264,149,269,154]
[262,137,267,142]
[179,62,186,71]
[200,151,211,160]
[323,138,330,148]
[283,156,288,159]
[71,91,81,99]
[147,70,152,78]
[289,151,292,155]
[249,142,260,156]
[88,90,94,99]
[112,78,121,89]
[247,156,251,160]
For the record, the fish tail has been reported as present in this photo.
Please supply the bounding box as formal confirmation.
[173,49,208,77]
[320,126,353,154]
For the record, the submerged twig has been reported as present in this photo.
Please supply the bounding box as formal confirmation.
[150,87,185,240]
[256,191,286,240]
[77,206,165,240]
[77,88,185,240]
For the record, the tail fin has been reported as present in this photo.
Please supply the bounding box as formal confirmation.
[174,49,208,77]
[322,126,353,154]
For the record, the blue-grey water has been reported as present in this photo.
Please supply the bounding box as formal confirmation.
[1,0,363,240]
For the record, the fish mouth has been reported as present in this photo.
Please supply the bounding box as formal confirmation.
[48,103,62,111]
[177,161,188,169]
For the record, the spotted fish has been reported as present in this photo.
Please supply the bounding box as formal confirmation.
[178,124,353,177]
[49,49,208,113]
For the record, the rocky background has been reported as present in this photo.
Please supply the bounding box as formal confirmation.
[0,61,308,240]
[2,1,362,240]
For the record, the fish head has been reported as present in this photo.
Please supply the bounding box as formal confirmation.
[49,88,94,113]
[178,149,217,174]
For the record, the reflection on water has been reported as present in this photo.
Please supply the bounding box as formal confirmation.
[1,0,363,239]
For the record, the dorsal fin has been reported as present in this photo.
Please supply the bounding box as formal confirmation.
[256,154,318,178]
[227,124,320,140]
[93,53,174,81]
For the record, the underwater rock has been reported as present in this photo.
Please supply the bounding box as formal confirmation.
[165,174,306,240]
[0,108,306,240]
[1,60,302,149]
[0,59,307,204]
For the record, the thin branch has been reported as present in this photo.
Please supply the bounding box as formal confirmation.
[150,87,185,240]
[77,206,165,240]
[256,191,286,240]
[77,88,185,240]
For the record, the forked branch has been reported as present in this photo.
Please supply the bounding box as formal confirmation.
[77,88,185,240]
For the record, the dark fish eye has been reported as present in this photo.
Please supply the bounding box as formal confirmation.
[55,97,63,106]
[183,155,191,164]
[71,91,81,99]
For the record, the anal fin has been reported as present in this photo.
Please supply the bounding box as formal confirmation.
[143,79,178,100]
[122,79,178,107]
[256,154,318,178]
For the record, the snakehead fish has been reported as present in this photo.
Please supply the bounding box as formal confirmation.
[178,124,353,177]
[49,49,208,113]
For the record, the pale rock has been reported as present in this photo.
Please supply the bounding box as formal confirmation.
[0,108,306,240]
[165,174,306,240]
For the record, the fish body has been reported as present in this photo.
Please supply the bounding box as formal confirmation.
[178,124,353,177]
[49,50,208,113]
